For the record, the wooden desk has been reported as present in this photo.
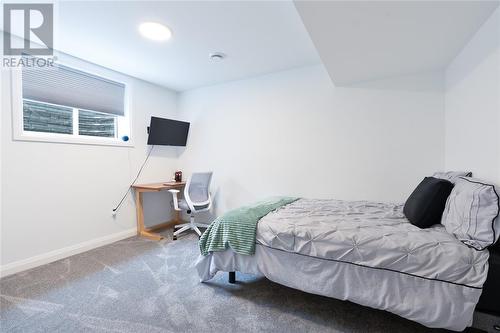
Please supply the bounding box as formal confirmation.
[132,181,186,241]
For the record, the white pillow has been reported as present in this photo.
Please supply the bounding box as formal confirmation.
[433,171,472,183]
[442,177,499,250]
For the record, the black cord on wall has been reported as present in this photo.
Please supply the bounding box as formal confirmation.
[112,145,155,213]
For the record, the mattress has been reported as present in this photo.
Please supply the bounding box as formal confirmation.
[196,198,491,331]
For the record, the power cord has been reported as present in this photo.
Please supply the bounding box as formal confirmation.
[112,145,155,213]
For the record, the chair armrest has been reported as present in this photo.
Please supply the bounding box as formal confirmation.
[207,192,213,210]
[168,189,181,211]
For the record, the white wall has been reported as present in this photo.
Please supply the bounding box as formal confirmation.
[445,7,500,185]
[177,65,445,214]
[0,53,180,273]
[5,32,478,275]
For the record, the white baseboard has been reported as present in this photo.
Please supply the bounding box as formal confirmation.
[0,228,137,278]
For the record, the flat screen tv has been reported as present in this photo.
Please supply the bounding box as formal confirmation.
[147,116,190,146]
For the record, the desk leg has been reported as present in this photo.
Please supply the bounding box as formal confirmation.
[175,210,180,225]
[135,190,163,241]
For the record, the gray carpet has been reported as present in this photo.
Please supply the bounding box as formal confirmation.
[0,229,473,332]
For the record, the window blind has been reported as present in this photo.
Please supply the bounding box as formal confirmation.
[22,64,125,116]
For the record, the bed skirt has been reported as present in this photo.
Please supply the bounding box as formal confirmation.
[196,244,482,331]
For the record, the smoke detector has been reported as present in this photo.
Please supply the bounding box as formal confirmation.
[209,52,226,62]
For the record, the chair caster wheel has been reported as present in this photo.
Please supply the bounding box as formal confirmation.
[173,235,177,241]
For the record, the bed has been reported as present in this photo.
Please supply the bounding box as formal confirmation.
[196,198,491,331]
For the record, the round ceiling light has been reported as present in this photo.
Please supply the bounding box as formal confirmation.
[139,22,172,41]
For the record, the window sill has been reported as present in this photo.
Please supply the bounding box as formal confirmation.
[13,132,134,148]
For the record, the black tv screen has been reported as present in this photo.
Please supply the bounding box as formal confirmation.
[147,117,190,146]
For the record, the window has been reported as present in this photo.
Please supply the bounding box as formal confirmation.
[78,109,116,138]
[23,99,118,138]
[23,99,73,134]
[13,60,131,146]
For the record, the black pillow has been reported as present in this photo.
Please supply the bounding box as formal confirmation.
[403,177,454,228]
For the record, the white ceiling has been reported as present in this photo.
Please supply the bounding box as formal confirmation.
[295,1,500,85]
[54,1,321,91]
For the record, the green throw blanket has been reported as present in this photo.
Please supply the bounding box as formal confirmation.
[199,196,299,256]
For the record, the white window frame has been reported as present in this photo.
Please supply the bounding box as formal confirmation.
[10,65,133,147]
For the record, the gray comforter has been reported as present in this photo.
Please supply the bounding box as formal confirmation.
[256,198,489,289]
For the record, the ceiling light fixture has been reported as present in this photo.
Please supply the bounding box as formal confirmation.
[209,52,226,62]
[139,22,172,41]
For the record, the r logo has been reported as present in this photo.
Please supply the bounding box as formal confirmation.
[3,3,53,56]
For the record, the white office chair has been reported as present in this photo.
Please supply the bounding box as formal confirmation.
[169,172,213,240]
